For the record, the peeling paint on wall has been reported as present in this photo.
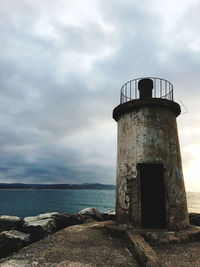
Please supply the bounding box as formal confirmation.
[114,101,189,230]
[118,179,130,210]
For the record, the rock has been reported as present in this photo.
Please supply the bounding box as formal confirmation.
[79,207,103,221]
[64,213,88,225]
[0,230,30,259]
[52,213,71,230]
[53,213,86,228]
[24,212,59,224]
[22,212,87,242]
[102,210,116,221]
[22,212,59,242]
[189,213,200,226]
[0,216,23,232]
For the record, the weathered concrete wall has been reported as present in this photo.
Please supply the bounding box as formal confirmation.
[114,102,189,230]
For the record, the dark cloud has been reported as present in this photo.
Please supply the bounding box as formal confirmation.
[0,0,199,187]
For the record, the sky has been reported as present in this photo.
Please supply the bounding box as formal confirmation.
[0,0,200,191]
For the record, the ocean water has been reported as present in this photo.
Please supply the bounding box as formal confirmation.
[0,189,115,218]
[186,192,200,213]
[0,189,199,218]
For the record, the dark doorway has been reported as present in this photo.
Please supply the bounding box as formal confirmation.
[139,163,166,228]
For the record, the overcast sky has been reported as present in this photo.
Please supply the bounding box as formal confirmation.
[0,0,200,191]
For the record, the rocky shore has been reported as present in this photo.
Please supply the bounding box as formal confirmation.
[0,209,199,260]
[0,208,115,259]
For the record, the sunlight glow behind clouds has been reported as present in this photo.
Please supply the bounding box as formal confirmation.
[183,144,200,192]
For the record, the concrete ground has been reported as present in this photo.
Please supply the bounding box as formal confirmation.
[154,242,200,267]
[0,222,137,267]
[0,221,200,267]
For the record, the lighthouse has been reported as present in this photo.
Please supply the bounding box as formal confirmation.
[113,77,189,230]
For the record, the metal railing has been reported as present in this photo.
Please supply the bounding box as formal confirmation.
[120,77,174,104]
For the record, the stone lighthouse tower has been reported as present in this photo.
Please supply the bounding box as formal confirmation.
[113,77,189,230]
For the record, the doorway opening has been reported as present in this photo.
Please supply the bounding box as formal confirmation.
[139,163,166,228]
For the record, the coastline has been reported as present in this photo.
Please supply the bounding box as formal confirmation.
[0,183,115,190]
[0,208,200,261]
[0,209,200,266]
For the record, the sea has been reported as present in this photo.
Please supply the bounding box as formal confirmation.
[0,189,199,218]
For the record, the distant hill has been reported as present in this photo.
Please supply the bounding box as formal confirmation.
[0,183,115,190]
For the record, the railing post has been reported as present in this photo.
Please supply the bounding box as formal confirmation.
[135,80,137,99]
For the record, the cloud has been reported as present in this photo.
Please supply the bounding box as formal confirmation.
[0,0,199,189]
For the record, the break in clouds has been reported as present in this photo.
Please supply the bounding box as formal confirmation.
[0,0,200,190]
